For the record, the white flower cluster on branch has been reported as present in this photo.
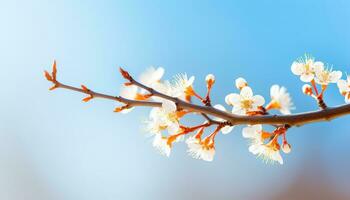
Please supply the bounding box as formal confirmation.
[44,54,350,165]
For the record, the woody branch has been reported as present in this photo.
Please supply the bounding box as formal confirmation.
[44,62,350,128]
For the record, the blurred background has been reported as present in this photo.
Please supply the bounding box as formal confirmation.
[1,0,350,199]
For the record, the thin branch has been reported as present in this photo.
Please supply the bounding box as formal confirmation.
[58,82,161,108]
[46,67,350,128]
[53,81,350,127]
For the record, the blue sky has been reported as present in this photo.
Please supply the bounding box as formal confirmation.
[1,0,350,199]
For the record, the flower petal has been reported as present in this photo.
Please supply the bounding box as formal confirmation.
[346,93,350,103]
[120,85,138,99]
[252,95,265,106]
[329,71,342,83]
[187,76,195,86]
[121,107,135,114]
[154,67,165,81]
[227,93,241,105]
[272,151,283,165]
[313,61,324,72]
[249,144,263,155]
[214,104,226,112]
[162,100,177,113]
[291,62,303,75]
[300,74,314,82]
[221,126,234,134]
[270,85,280,98]
[167,122,180,135]
[242,126,256,138]
[337,79,348,92]
[241,86,253,99]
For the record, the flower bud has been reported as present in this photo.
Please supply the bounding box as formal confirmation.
[205,74,215,87]
[235,77,247,90]
[282,142,291,154]
[302,84,313,96]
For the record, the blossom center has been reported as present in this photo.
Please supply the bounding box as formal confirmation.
[240,99,253,109]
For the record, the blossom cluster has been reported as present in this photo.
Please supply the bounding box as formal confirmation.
[44,54,349,165]
[119,65,296,164]
[291,54,348,103]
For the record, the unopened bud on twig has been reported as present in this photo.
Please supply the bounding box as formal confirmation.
[205,74,215,87]
[302,84,313,96]
[282,142,291,154]
[119,67,132,81]
[235,77,247,90]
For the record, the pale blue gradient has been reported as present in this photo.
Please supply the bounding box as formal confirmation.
[1,0,350,199]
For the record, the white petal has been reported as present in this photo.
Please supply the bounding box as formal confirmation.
[272,151,283,165]
[300,74,314,82]
[162,100,177,113]
[154,67,165,81]
[235,77,247,89]
[291,62,303,75]
[187,76,195,86]
[280,108,291,115]
[242,126,256,138]
[214,104,226,112]
[221,126,234,134]
[313,61,324,72]
[167,122,180,134]
[232,107,245,115]
[249,144,262,155]
[201,149,215,162]
[252,124,263,132]
[252,95,265,106]
[270,85,280,98]
[240,86,253,99]
[329,71,342,83]
[120,85,138,99]
[225,94,233,105]
[346,94,350,103]
[227,93,241,105]
[206,74,215,82]
[152,134,171,157]
[120,107,134,114]
[337,79,348,92]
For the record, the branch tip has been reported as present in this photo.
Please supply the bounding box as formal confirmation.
[52,60,57,80]
[119,67,132,81]
[44,70,53,81]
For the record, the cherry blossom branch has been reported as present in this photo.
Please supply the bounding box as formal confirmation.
[44,55,350,164]
[45,64,350,128]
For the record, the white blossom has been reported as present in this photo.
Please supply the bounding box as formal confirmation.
[171,74,195,100]
[315,68,342,85]
[146,100,182,157]
[242,125,283,164]
[337,75,350,103]
[148,100,180,135]
[269,85,294,115]
[139,67,164,87]
[186,136,215,162]
[225,86,265,115]
[291,56,324,82]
